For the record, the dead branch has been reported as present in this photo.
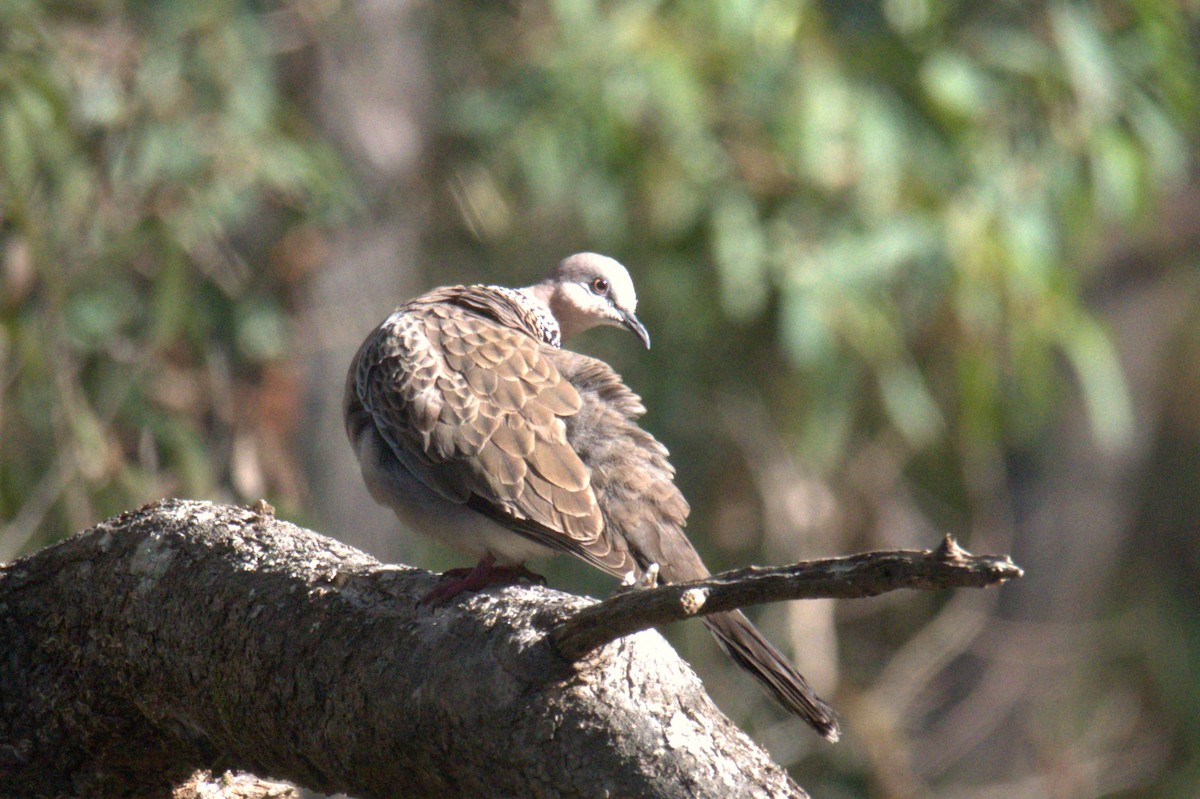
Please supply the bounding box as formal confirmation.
[552,536,1023,659]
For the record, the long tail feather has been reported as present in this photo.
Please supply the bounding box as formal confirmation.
[703,610,840,742]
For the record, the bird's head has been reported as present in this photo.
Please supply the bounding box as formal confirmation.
[533,252,651,348]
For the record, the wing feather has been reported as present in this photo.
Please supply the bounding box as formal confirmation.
[349,292,634,573]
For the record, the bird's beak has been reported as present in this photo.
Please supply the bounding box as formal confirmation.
[619,308,651,349]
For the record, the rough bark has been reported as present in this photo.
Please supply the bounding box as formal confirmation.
[171,771,300,799]
[0,500,808,799]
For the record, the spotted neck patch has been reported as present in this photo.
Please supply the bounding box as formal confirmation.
[485,285,562,348]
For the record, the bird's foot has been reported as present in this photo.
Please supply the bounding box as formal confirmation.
[421,555,546,605]
[635,562,660,589]
[613,562,660,596]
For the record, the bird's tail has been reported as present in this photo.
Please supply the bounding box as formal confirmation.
[703,610,840,742]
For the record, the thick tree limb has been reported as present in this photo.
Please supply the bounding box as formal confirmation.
[552,536,1023,659]
[1,500,1023,798]
[0,500,808,799]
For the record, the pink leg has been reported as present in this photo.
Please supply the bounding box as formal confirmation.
[421,555,546,605]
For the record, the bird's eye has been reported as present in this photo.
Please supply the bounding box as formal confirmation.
[590,277,609,295]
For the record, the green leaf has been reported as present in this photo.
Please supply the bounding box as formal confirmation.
[1059,314,1134,454]
[711,192,767,319]
[879,360,945,448]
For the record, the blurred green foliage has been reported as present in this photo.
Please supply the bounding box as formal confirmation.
[0,0,347,554]
[433,0,1196,469]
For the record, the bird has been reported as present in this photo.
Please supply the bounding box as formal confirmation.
[343,252,840,741]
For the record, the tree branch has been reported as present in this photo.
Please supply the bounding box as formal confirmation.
[552,536,1023,660]
[0,500,808,799]
[1,501,1023,798]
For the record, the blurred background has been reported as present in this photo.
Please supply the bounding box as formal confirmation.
[2,1,1198,796]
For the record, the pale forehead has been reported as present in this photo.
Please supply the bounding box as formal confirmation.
[557,252,637,305]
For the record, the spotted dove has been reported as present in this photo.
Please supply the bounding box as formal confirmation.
[344,252,840,741]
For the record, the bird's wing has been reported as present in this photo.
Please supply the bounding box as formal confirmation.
[546,350,697,579]
[351,297,636,575]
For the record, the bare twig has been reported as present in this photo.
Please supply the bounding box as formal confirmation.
[552,536,1023,660]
